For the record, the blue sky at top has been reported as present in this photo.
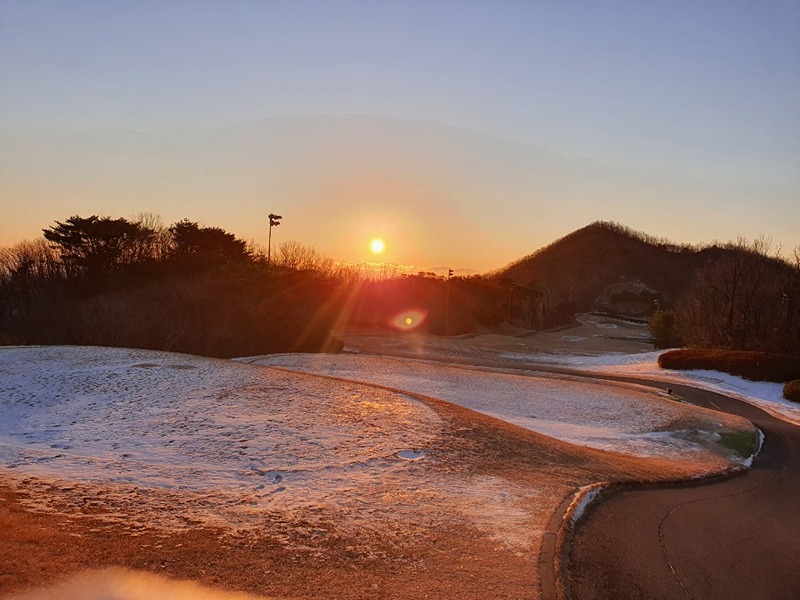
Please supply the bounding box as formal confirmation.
[1,0,798,269]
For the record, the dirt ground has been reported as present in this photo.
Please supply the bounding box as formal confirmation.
[0,408,730,600]
[1,316,743,600]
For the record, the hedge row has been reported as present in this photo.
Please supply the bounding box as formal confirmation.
[657,349,800,383]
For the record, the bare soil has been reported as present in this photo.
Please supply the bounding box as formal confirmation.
[1,319,746,599]
[0,391,734,600]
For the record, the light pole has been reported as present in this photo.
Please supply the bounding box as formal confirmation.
[445,268,453,336]
[268,213,282,267]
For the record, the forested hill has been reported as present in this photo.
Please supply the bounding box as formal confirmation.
[493,221,726,312]
[2,216,798,358]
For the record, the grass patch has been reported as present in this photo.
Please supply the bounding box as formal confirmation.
[658,349,800,383]
[784,380,800,403]
[718,430,757,458]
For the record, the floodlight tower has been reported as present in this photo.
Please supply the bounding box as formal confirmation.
[268,213,282,267]
[445,268,454,336]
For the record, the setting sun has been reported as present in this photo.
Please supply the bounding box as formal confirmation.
[369,238,385,254]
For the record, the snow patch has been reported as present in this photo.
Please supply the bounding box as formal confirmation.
[487,348,800,425]
[536,351,800,426]
[0,346,541,553]
[396,450,425,461]
[567,484,605,526]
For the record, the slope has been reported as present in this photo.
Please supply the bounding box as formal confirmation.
[494,221,725,313]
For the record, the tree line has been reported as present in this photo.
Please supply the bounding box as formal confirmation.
[7,214,792,359]
[0,213,529,356]
[0,214,343,356]
[651,238,800,358]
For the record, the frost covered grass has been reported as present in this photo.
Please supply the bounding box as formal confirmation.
[0,346,547,552]
[520,350,800,426]
[245,353,748,462]
[2,345,578,598]
[0,343,754,599]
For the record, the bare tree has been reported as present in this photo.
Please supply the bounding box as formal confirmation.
[275,240,334,273]
[677,238,799,355]
[0,238,63,287]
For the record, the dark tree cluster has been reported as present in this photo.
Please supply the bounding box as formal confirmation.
[341,274,513,335]
[11,215,792,360]
[1,214,527,356]
[659,239,800,357]
[0,215,339,356]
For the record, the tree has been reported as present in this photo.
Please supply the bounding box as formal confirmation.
[274,240,334,273]
[775,246,800,356]
[128,212,169,263]
[676,238,800,356]
[43,215,150,278]
[649,310,680,349]
[168,220,249,265]
[0,239,63,287]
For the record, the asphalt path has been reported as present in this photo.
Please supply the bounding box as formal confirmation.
[349,349,800,598]
[563,377,800,600]
[464,361,800,600]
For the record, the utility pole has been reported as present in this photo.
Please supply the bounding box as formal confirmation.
[268,213,282,267]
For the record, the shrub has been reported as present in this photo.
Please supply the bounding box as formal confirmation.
[649,310,680,349]
[658,349,800,383]
[785,380,800,403]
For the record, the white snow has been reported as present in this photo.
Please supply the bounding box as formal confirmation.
[0,346,540,552]
[243,353,746,460]
[496,350,800,426]
[0,347,440,496]
[567,484,605,526]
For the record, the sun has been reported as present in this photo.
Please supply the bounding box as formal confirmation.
[369,237,385,255]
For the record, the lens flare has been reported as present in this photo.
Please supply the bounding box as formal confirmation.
[388,308,429,331]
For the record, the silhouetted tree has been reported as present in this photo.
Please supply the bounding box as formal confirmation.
[274,240,335,273]
[43,215,154,278]
[650,310,680,348]
[168,220,249,266]
[676,239,800,356]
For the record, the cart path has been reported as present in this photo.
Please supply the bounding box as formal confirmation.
[345,349,800,598]
[562,379,800,600]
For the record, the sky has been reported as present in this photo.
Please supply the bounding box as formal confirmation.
[1,0,798,273]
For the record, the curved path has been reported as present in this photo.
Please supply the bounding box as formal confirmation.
[350,349,800,598]
[562,377,800,600]
[455,360,800,600]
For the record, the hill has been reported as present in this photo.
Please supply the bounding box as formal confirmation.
[493,221,726,317]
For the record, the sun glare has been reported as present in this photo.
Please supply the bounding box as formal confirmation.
[369,238,385,254]
[388,308,429,332]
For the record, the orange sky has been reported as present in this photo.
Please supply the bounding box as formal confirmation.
[1,116,798,274]
[1,2,798,272]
